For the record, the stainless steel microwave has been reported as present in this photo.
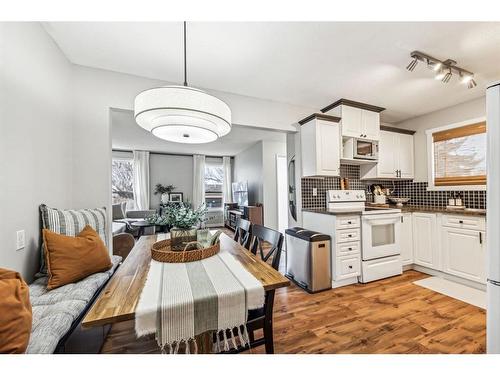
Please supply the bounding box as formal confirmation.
[344,138,378,160]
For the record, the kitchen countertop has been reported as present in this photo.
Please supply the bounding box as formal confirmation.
[394,204,486,217]
[303,205,486,217]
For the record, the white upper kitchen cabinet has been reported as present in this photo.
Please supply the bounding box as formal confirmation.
[299,114,341,177]
[360,128,415,180]
[400,212,414,266]
[412,212,440,270]
[320,99,384,141]
[361,109,381,140]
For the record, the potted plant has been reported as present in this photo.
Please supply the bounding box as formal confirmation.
[154,183,175,204]
[163,203,208,251]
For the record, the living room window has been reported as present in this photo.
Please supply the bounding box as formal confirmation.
[112,158,135,210]
[204,159,224,226]
[427,118,486,190]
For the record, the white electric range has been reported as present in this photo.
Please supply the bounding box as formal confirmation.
[327,190,403,283]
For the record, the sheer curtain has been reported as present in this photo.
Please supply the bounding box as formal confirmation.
[192,154,206,210]
[222,156,232,204]
[133,150,150,210]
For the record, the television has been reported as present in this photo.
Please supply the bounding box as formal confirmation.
[232,181,249,207]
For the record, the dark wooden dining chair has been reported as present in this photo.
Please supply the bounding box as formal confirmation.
[112,233,135,260]
[233,218,252,250]
[217,224,283,354]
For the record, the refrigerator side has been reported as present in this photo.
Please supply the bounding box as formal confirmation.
[487,82,500,353]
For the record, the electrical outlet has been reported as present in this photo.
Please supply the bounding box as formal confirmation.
[312,188,318,196]
[16,230,25,250]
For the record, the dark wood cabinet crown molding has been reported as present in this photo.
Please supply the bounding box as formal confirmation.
[320,99,385,114]
[380,125,416,135]
[298,113,341,125]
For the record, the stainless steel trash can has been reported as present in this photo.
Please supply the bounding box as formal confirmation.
[285,227,331,293]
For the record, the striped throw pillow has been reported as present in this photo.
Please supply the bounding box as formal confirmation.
[38,204,108,275]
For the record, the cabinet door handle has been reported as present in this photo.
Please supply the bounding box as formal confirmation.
[479,232,483,244]
[401,216,403,223]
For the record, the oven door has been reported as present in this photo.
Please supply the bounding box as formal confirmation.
[354,139,377,160]
[361,214,401,260]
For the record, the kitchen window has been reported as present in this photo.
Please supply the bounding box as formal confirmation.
[427,118,486,190]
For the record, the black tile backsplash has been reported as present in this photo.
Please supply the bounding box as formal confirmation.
[301,164,486,210]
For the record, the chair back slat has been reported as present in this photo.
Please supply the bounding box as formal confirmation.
[233,218,252,250]
[249,224,283,270]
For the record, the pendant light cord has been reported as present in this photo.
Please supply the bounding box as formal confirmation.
[183,21,187,87]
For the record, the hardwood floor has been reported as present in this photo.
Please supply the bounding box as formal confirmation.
[100,270,486,354]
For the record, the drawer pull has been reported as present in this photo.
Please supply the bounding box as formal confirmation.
[348,247,353,251]
[348,234,353,237]
[347,221,352,224]
[459,220,464,224]
[348,265,353,269]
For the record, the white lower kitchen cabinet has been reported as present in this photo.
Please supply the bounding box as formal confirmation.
[412,212,440,270]
[441,226,486,283]
[400,212,413,265]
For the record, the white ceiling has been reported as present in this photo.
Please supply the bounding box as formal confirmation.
[111,109,286,156]
[44,22,500,123]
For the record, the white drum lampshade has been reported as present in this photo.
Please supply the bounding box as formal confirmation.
[134,85,232,144]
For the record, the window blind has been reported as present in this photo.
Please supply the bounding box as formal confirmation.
[432,121,486,186]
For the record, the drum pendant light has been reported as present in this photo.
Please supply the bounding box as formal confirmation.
[134,22,231,144]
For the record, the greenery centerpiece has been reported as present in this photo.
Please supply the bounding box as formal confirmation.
[154,183,176,204]
[163,202,208,251]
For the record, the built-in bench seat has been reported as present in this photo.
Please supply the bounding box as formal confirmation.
[26,255,122,354]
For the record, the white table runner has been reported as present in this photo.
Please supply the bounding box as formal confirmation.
[135,234,265,353]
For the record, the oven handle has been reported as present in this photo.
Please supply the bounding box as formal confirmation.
[362,214,402,223]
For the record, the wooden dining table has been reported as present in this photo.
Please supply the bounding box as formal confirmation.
[82,232,290,331]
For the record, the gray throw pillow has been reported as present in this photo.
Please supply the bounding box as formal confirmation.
[38,204,108,275]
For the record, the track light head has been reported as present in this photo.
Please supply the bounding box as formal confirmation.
[442,69,452,83]
[406,57,418,72]
[467,79,477,89]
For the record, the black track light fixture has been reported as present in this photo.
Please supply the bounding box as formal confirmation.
[406,51,476,88]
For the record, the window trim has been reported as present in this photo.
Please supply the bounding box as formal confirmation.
[426,116,487,191]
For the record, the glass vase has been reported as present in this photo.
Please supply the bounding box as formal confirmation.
[170,226,198,251]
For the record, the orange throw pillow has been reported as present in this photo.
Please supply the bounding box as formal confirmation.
[43,225,112,290]
[0,268,32,353]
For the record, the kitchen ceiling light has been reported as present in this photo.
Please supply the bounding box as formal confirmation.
[406,51,476,89]
[134,22,231,144]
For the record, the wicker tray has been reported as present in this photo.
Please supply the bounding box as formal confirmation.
[151,239,220,263]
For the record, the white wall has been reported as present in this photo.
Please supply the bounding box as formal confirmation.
[396,97,486,182]
[149,153,193,208]
[262,141,287,230]
[233,140,287,231]
[233,142,264,206]
[0,23,73,281]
